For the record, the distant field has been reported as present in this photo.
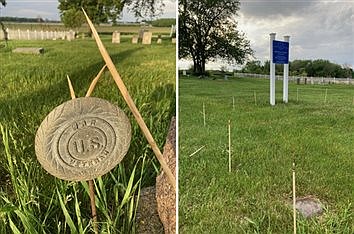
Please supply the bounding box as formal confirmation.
[0,37,175,233]
[2,22,172,35]
[179,75,354,233]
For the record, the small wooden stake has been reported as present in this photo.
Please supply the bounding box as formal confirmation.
[82,9,176,191]
[228,120,231,173]
[67,76,98,234]
[232,96,235,110]
[86,65,107,97]
[188,145,205,157]
[296,88,299,102]
[66,75,76,99]
[324,88,328,103]
[203,102,206,127]
[254,91,257,105]
[88,180,98,234]
[292,161,296,234]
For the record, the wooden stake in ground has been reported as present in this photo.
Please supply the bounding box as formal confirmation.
[86,65,107,97]
[66,76,98,234]
[188,145,205,158]
[203,102,206,127]
[324,88,328,103]
[232,96,235,110]
[254,91,257,105]
[292,161,297,234]
[82,9,176,191]
[228,120,231,173]
[296,88,299,102]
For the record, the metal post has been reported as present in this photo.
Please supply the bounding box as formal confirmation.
[283,36,290,103]
[270,33,276,106]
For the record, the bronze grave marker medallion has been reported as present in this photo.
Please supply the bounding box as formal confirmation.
[35,97,131,181]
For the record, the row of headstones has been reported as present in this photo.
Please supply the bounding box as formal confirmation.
[0,29,76,41]
[112,31,176,44]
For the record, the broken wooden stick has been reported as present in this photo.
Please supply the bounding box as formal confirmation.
[86,65,107,97]
[188,145,205,157]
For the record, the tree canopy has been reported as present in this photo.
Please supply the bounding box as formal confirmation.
[179,0,253,75]
[58,0,165,27]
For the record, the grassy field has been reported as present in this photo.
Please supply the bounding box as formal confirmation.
[3,22,172,35]
[0,36,175,233]
[179,75,354,233]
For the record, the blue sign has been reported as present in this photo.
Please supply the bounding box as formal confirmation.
[273,40,289,64]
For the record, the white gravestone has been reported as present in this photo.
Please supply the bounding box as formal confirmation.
[142,32,152,44]
[112,31,120,43]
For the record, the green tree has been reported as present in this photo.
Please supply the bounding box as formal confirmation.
[179,0,253,75]
[58,0,165,27]
[61,8,85,29]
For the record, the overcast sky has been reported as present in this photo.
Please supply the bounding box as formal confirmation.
[238,0,354,68]
[1,0,353,68]
[0,0,176,22]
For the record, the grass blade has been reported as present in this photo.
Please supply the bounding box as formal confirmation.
[56,189,78,234]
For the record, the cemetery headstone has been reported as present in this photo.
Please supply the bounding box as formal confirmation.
[35,97,131,181]
[132,35,138,44]
[67,30,75,41]
[171,38,176,44]
[13,47,44,55]
[157,35,162,44]
[295,197,323,218]
[112,31,120,43]
[142,32,152,45]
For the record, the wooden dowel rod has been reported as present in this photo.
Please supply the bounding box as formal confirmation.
[67,76,98,233]
[88,180,98,233]
[82,9,176,191]
[293,161,296,234]
[66,75,76,99]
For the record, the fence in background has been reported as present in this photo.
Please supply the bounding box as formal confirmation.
[0,28,75,41]
[233,72,353,85]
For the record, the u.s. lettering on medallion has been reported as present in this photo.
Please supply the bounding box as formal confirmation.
[35,97,131,181]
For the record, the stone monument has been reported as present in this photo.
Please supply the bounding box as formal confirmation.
[132,35,138,44]
[112,31,120,43]
[142,32,152,45]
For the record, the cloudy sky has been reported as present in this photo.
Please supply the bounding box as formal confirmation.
[238,0,354,68]
[0,0,176,22]
[1,0,353,68]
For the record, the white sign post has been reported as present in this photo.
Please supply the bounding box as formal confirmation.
[283,36,290,103]
[269,33,290,106]
[269,33,276,106]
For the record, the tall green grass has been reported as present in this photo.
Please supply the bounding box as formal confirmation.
[0,37,175,233]
[179,76,353,233]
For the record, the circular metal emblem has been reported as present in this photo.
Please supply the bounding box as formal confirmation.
[35,97,131,181]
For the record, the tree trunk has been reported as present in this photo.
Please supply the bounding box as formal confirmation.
[0,21,8,47]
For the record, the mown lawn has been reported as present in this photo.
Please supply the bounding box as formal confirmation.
[0,36,175,233]
[179,75,353,233]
